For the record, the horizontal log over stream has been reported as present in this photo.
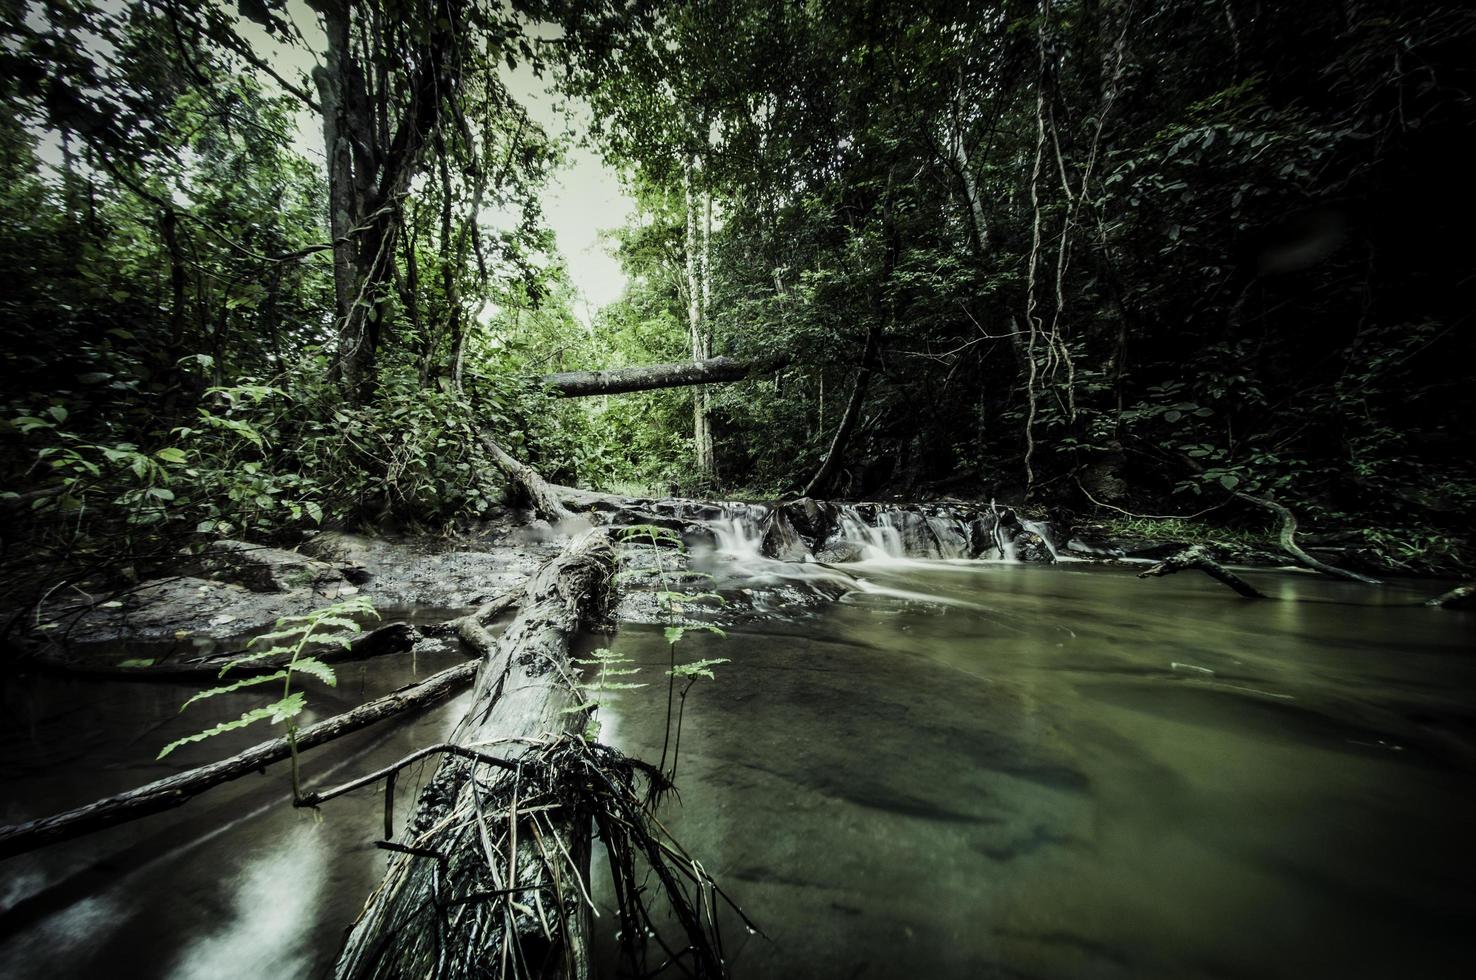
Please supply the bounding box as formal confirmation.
[537,356,760,397]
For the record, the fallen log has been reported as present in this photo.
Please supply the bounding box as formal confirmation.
[0,658,479,860]
[481,433,576,523]
[1138,545,1267,599]
[538,356,756,397]
[333,527,616,980]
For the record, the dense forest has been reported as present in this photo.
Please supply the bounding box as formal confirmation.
[3,0,1472,582]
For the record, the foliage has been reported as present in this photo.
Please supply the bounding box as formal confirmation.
[158,596,378,792]
[2,0,1474,580]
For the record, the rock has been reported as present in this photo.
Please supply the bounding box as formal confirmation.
[815,541,864,563]
[968,517,1001,558]
[1012,530,1055,563]
[887,510,942,558]
[202,540,348,594]
[760,509,810,561]
[777,496,838,549]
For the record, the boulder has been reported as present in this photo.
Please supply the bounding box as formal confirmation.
[759,508,810,561]
[1012,530,1055,563]
[201,540,348,594]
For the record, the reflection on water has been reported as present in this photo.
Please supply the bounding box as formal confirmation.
[591,562,1476,979]
[0,652,473,980]
[167,824,325,980]
[1,562,1473,979]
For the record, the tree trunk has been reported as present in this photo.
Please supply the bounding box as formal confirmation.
[684,157,712,479]
[481,433,575,523]
[801,327,880,499]
[0,660,479,860]
[538,356,758,397]
[334,529,615,980]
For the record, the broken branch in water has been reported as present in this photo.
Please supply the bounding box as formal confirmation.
[1138,546,1267,599]
[0,659,480,860]
[1426,583,1475,610]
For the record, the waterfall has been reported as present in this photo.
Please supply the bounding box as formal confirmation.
[836,506,904,559]
[704,500,1057,564]
[710,502,768,561]
[1019,519,1060,561]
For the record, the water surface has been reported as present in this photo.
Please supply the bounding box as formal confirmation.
[2,561,1472,979]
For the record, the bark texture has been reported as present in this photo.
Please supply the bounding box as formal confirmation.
[334,529,615,980]
[481,433,576,523]
[538,356,756,397]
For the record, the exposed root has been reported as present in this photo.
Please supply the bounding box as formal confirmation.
[327,732,754,980]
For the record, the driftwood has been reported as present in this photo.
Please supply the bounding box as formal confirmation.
[538,356,758,397]
[333,528,615,980]
[0,658,479,860]
[1426,584,1476,610]
[1138,545,1267,599]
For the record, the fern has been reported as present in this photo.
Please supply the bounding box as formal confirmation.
[157,705,279,759]
[159,596,377,776]
[668,658,731,681]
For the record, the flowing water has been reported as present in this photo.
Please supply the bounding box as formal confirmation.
[2,551,1473,979]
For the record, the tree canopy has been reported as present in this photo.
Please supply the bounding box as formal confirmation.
[2,0,1472,577]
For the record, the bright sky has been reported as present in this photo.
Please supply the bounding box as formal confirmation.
[196,4,637,326]
[502,62,635,324]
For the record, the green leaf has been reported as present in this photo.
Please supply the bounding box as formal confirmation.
[117,658,155,668]
[48,405,68,423]
[266,691,307,723]
[668,657,731,680]
[182,670,289,710]
[158,705,277,758]
[665,624,727,646]
[155,447,188,464]
[289,657,338,687]
[1219,474,1240,490]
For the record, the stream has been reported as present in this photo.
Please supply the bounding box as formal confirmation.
[2,551,1473,978]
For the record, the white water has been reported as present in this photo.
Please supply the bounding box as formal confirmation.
[708,502,1043,566]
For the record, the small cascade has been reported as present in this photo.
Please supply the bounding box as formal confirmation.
[701,498,1058,565]
[710,502,768,561]
[925,515,973,559]
[835,506,904,559]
